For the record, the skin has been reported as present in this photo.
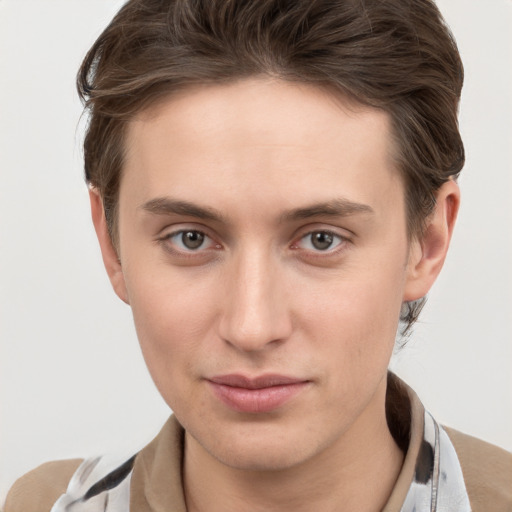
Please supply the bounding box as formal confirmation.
[91,78,459,512]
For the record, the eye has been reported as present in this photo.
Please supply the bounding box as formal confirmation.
[163,229,216,252]
[295,230,345,252]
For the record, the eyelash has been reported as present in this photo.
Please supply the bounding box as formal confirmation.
[158,229,220,257]
[291,230,347,255]
[157,228,350,259]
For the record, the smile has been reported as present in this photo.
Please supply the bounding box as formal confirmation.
[207,374,310,413]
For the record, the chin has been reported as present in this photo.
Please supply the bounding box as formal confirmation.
[191,419,327,473]
[214,443,312,472]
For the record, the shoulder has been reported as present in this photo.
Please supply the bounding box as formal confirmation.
[444,426,512,512]
[4,459,83,512]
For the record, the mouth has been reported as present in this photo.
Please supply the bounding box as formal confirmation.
[207,374,310,413]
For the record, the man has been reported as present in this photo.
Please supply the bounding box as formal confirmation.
[5,0,511,511]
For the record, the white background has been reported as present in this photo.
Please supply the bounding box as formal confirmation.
[1,0,511,504]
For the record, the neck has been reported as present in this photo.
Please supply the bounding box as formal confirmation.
[183,380,404,512]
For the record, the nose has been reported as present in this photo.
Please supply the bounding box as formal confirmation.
[217,249,293,353]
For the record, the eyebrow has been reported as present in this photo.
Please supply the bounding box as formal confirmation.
[140,197,226,222]
[140,197,374,223]
[280,198,375,222]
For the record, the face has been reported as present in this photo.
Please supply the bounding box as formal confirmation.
[110,79,422,471]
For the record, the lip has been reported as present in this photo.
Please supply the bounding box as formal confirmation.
[207,374,310,413]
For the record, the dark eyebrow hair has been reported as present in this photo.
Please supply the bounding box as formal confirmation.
[140,196,374,224]
[281,198,375,221]
[140,197,226,222]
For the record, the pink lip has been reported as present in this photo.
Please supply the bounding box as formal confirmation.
[207,374,309,413]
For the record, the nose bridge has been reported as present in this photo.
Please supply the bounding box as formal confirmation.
[219,244,291,351]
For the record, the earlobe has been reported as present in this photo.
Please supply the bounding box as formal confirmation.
[403,179,460,302]
[89,189,130,304]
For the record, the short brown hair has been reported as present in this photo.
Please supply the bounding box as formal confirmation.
[77,0,464,333]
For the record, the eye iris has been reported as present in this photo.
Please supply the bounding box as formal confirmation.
[182,231,204,249]
[311,232,333,250]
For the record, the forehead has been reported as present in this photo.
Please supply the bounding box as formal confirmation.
[130,78,391,156]
[121,78,402,220]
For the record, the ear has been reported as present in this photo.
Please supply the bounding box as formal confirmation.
[89,188,130,304]
[403,179,460,301]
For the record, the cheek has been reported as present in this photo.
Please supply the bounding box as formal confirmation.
[124,268,218,390]
[296,276,403,420]
[296,263,405,370]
